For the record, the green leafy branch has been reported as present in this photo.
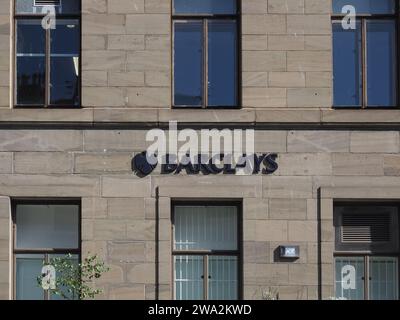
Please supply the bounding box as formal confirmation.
[37,253,109,300]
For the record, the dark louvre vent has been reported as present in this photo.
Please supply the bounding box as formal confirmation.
[341,213,391,243]
[34,0,61,6]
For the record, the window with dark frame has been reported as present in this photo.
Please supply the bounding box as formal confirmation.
[172,202,241,300]
[334,203,400,300]
[172,0,240,108]
[14,0,81,108]
[332,0,399,108]
[12,200,81,300]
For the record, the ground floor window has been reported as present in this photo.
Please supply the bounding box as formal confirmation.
[335,256,398,300]
[172,202,241,300]
[12,200,80,300]
[334,203,399,300]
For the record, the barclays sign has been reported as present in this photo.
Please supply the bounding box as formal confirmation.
[132,152,278,176]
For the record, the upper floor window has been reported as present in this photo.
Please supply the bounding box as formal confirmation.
[173,0,239,108]
[332,0,398,108]
[15,0,81,107]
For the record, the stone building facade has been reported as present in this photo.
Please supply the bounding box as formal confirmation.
[0,0,399,300]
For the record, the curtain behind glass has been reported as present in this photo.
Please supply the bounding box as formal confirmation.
[175,256,204,300]
[335,257,365,300]
[174,206,238,251]
[208,256,238,300]
[369,257,398,300]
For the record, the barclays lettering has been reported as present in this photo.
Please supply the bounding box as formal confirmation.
[132,152,278,176]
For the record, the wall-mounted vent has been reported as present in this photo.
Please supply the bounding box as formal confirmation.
[335,204,399,253]
[34,0,61,6]
[341,213,391,243]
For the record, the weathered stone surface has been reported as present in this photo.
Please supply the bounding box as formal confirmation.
[332,154,384,176]
[0,153,11,173]
[108,198,145,219]
[127,263,155,284]
[287,131,350,152]
[74,153,132,173]
[108,241,146,262]
[289,264,318,285]
[350,132,399,153]
[126,221,155,240]
[14,152,72,174]
[278,153,332,176]
[0,175,100,197]
[244,220,288,241]
[269,199,307,220]
[0,131,83,152]
[263,176,313,199]
[109,285,145,299]
[102,176,151,198]
[384,155,400,176]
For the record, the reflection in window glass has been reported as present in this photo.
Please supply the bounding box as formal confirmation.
[174,22,203,106]
[366,20,396,107]
[333,22,362,106]
[174,0,236,14]
[16,20,45,105]
[332,0,395,14]
[15,2,81,107]
[50,20,80,106]
[208,20,237,106]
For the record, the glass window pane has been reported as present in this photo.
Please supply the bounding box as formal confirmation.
[335,257,365,300]
[366,20,396,107]
[369,257,398,300]
[16,0,81,15]
[16,204,79,249]
[174,21,203,106]
[333,21,362,106]
[16,254,45,300]
[208,256,238,300]
[50,20,80,106]
[17,20,45,54]
[51,20,80,55]
[174,0,236,14]
[175,256,204,300]
[16,57,46,105]
[174,206,237,251]
[16,19,45,105]
[208,20,237,106]
[332,0,395,14]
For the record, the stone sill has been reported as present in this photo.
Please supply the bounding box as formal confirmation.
[0,108,400,126]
